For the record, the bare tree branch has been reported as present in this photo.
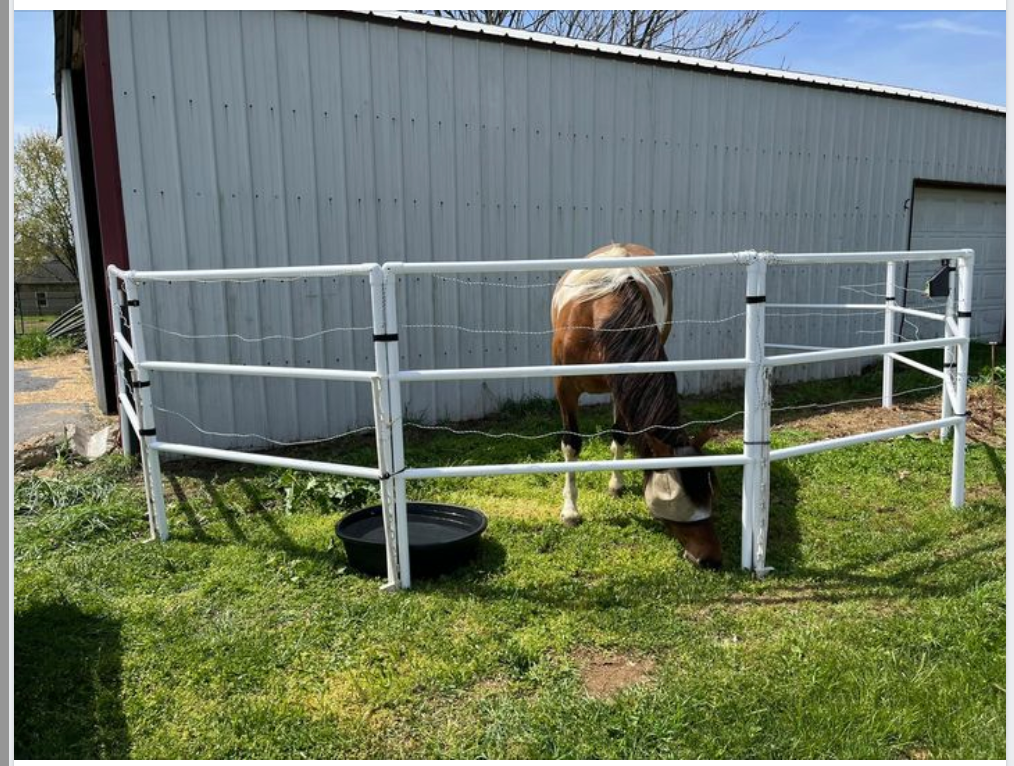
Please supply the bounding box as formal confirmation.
[416,10,795,63]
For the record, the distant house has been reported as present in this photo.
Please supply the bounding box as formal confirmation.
[14,259,81,316]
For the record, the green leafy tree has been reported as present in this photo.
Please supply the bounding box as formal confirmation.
[14,130,77,281]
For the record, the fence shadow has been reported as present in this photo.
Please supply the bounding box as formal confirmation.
[154,426,998,611]
[159,405,805,584]
[14,601,129,759]
[164,472,345,569]
[432,498,1003,612]
[980,444,1005,490]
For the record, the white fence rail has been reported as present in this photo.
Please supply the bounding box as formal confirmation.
[109,248,974,591]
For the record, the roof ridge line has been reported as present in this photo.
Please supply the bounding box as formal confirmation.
[354,10,1005,117]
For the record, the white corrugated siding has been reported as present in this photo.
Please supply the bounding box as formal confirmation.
[106,10,1006,449]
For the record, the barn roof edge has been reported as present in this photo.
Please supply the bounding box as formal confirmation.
[349,10,1006,117]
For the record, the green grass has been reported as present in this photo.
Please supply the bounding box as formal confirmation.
[15,314,60,334]
[14,355,1005,759]
[14,330,78,360]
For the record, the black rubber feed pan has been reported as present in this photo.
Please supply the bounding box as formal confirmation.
[336,502,488,578]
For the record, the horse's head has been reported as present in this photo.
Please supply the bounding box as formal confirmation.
[643,425,722,569]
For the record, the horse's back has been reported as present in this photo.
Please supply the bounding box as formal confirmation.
[551,243,673,337]
[588,242,656,259]
[550,243,675,388]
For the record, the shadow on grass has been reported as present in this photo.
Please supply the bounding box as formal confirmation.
[351,535,509,590]
[403,398,806,571]
[166,473,342,568]
[434,499,1004,612]
[156,384,1001,609]
[161,413,806,595]
[980,445,1006,490]
[14,601,129,759]
[718,460,802,571]
[166,471,508,587]
[161,448,1000,613]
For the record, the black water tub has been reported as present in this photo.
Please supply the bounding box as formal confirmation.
[335,502,488,578]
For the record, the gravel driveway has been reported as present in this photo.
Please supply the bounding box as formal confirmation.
[13,352,116,444]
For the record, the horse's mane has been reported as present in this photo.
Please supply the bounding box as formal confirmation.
[598,278,686,455]
[552,247,667,331]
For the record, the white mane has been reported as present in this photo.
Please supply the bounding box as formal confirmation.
[551,245,667,331]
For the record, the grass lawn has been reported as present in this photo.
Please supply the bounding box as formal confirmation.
[14,346,1005,758]
[15,314,59,334]
[14,330,79,360]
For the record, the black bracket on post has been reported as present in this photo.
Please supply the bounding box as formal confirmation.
[925,260,954,298]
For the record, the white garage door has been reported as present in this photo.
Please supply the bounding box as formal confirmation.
[908,185,1006,342]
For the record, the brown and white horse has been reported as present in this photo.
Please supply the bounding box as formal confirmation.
[551,243,722,568]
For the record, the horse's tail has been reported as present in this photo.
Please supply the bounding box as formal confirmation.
[598,279,685,452]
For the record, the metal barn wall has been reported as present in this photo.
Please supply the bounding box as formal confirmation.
[106,10,1006,449]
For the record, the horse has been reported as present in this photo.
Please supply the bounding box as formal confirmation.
[550,243,722,569]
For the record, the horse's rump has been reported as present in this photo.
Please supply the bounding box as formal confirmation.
[551,244,671,334]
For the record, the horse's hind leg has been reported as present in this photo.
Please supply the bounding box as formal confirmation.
[555,378,583,527]
[609,401,628,497]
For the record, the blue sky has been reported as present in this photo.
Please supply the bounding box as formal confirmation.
[747,10,1005,105]
[12,10,55,138]
[12,9,1006,139]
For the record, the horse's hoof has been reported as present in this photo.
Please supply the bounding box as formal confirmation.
[560,514,583,528]
[683,550,722,570]
[608,484,625,498]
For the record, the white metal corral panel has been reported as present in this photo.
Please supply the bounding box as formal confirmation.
[106,10,1006,449]
[908,186,1006,341]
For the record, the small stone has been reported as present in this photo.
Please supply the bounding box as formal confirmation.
[67,423,120,461]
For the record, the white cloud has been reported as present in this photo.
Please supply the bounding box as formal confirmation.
[898,18,1001,38]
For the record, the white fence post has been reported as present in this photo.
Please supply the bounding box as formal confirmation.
[940,260,957,440]
[882,260,896,408]
[107,270,136,457]
[755,256,772,576]
[369,266,406,592]
[741,253,767,573]
[950,252,974,507]
[381,265,412,590]
[122,276,169,540]
[755,356,773,577]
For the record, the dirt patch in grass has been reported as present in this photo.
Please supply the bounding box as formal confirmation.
[965,386,1006,445]
[765,386,1004,448]
[573,648,656,701]
[719,586,919,622]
